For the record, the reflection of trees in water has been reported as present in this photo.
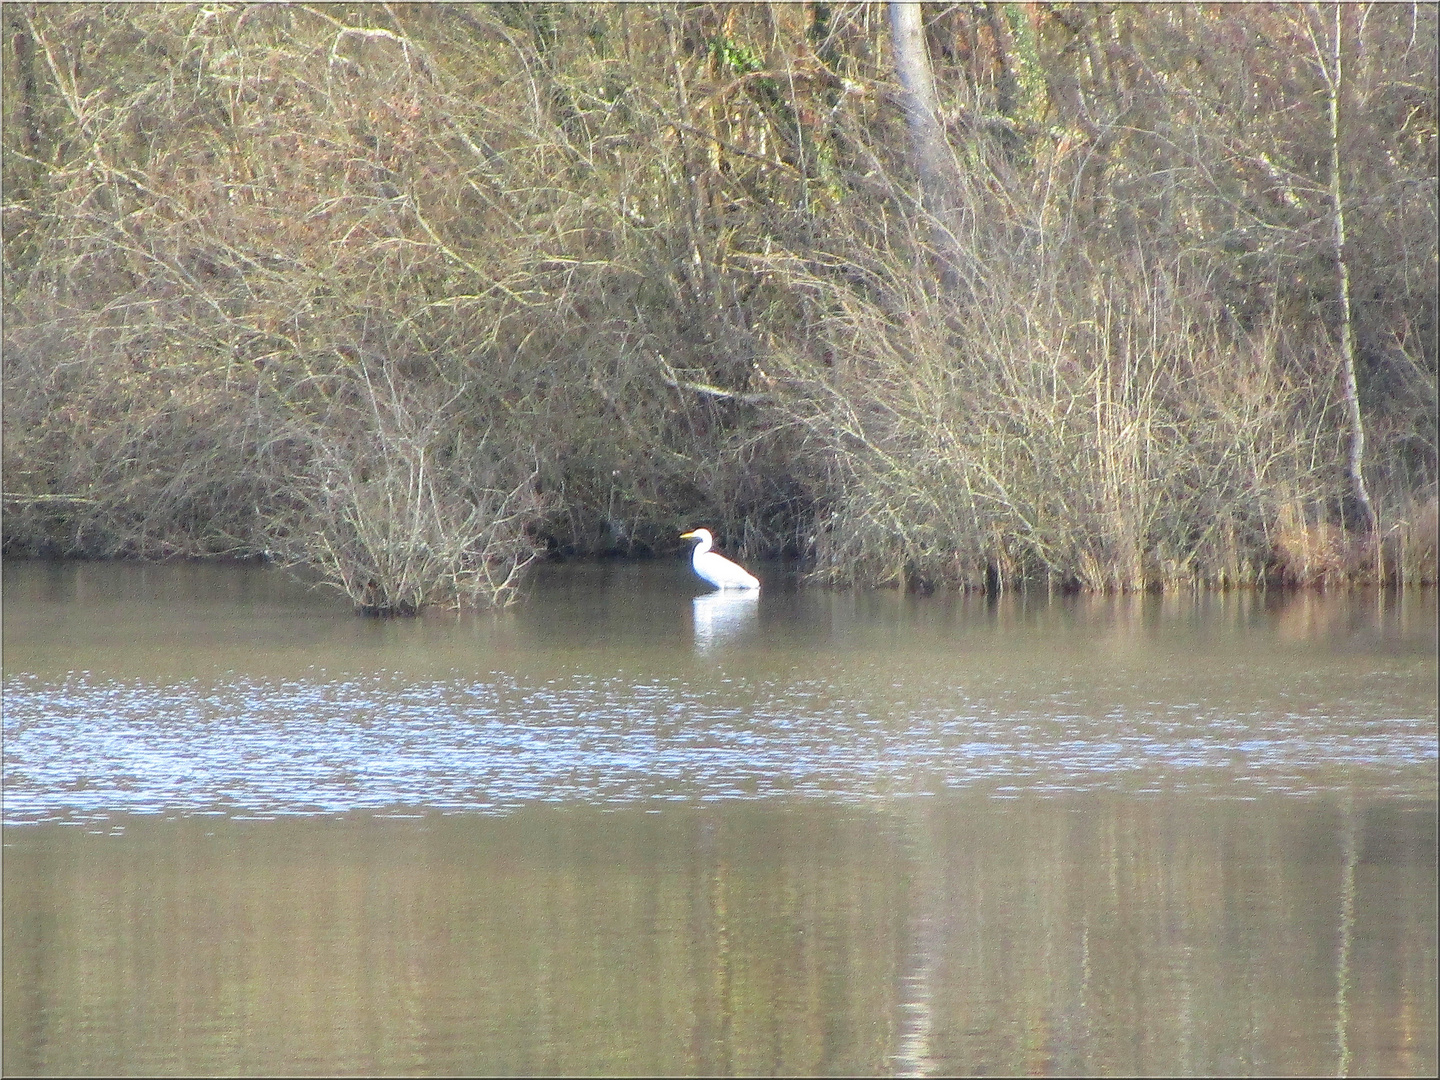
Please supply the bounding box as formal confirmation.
[894,807,938,1077]
[1335,792,1358,1078]
[895,798,1431,1076]
[3,800,1430,1076]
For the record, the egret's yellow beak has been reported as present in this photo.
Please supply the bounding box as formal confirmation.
[679,530,699,539]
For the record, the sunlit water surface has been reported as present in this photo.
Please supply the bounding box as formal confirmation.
[3,560,1436,1075]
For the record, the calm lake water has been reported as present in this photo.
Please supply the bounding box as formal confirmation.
[2,560,1436,1075]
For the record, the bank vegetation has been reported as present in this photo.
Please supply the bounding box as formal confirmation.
[3,3,1435,610]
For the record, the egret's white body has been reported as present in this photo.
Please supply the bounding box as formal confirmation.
[680,528,760,590]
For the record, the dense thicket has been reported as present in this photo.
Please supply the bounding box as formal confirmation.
[3,3,1435,608]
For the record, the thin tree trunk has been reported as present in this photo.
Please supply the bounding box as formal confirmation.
[1314,2,1375,533]
[889,1,947,205]
[664,8,712,299]
[888,2,971,291]
[9,11,41,159]
[981,3,1019,119]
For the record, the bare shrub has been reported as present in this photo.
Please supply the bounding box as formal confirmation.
[1385,495,1439,588]
[0,321,273,558]
[259,368,543,613]
[759,216,1337,591]
[0,5,621,604]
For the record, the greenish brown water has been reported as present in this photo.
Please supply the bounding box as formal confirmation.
[2,561,1436,1075]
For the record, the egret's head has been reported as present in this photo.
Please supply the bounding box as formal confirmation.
[680,528,712,544]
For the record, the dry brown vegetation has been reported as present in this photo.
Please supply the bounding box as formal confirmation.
[3,3,1435,610]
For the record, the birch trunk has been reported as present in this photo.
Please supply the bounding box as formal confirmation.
[1313,2,1376,532]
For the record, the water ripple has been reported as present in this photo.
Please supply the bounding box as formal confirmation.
[3,669,1435,825]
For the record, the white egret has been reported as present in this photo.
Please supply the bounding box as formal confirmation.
[680,528,760,591]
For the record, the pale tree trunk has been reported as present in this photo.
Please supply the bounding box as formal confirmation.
[888,2,971,290]
[663,8,713,300]
[1309,2,1375,533]
[889,1,947,207]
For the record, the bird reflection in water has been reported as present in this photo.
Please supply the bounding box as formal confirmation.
[691,590,760,651]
